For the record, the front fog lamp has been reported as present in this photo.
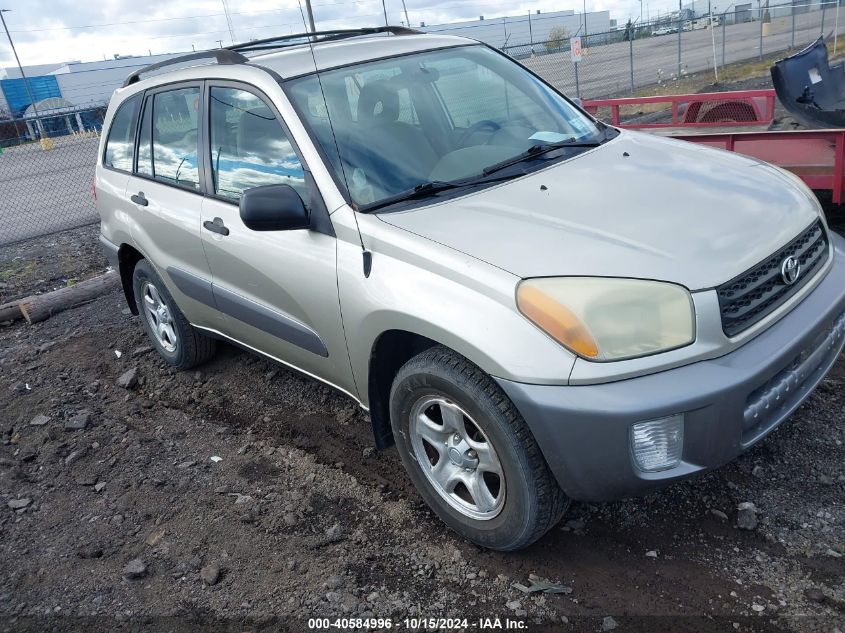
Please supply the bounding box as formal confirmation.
[630,415,684,472]
[516,277,695,361]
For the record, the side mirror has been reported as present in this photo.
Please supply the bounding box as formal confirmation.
[239,184,309,232]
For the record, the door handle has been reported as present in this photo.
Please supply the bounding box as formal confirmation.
[130,192,148,207]
[203,217,230,236]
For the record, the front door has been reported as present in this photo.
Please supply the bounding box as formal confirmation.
[198,82,355,397]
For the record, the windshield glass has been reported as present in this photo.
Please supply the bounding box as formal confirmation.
[286,44,604,209]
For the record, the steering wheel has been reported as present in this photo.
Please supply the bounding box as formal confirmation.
[456,119,501,148]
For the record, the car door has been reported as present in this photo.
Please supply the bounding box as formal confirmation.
[126,82,222,331]
[98,92,142,249]
[199,81,356,397]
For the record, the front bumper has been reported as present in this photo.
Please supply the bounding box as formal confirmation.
[497,232,845,502]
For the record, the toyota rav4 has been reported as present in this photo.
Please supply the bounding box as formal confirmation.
[96,27,845,551]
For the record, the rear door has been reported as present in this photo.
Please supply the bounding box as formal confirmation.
[198,81,355,396]
[126,82,222,331]
[98,92,142,248]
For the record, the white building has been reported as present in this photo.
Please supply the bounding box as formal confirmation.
[421,9,612,48]
[1,53,182,125]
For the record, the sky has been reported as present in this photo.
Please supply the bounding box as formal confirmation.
[0,0,683,68]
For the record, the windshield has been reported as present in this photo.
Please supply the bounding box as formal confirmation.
[286,45,605,210]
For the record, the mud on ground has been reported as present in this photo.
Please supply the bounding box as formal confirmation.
[1,223,844,633]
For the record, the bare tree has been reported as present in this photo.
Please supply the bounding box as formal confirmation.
[545,25,571,51]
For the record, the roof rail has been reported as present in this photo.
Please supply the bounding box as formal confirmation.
[230,26,419,53]
[121,26,418,87]
[122,49,248,87]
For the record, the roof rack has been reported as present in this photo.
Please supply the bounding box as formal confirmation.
[123,49,248,87]
[230,26,419,53]
[122,26,418,87]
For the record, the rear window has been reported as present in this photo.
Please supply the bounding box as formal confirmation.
[103,94,141,171]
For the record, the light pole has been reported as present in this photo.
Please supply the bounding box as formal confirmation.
[400,0,410,29]
[381,0,389,27]
[303,0,316,32]
[0,9,41,138]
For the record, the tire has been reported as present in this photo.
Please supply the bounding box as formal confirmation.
[389,346,569,551]
[132,259,216,370]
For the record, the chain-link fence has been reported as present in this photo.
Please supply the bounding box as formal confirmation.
[0,106,105,245]
[0,1,841,246]
[511,0,842,100]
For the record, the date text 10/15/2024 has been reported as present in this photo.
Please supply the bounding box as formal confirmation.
[308,617,528,630]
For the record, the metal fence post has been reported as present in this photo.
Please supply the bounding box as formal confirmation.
[758,0,763,60]
[574,60,581,99]
[677,0,683,78]
[629,35,635,94]
[821,0,827,36]
[791,0,795,49]
[722,14,727,67]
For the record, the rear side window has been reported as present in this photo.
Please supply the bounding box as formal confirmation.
[135,87,201,189]
[208,86,308,203]
[103,94,140,171]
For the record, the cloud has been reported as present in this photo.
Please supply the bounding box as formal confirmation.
[0,0,669,68]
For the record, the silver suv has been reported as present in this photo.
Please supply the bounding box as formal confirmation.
[96,27,845,551]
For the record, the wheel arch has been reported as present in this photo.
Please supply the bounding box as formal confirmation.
[117,243,146,315]
[367,329,440,449]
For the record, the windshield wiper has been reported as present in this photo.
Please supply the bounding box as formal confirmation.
[481,136,607,177]
[362,173,518,213]
[363,180,461,212]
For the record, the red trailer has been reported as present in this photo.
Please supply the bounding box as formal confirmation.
[583,89,777,129]
[583,91,845,204]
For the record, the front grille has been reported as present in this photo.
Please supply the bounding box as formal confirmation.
[743,310,845,444]
[717,221,829,337]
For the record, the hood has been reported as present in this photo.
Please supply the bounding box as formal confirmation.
[377,131,820,290]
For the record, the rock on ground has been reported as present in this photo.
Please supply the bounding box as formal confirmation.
[123,558,147,580]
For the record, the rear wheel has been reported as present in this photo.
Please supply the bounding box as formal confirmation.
[389,346,569,550]
[132,259,216,369]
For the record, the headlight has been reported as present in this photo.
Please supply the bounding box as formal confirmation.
[516,277,695,361]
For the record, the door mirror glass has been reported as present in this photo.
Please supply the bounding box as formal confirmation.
[239,184,309,232]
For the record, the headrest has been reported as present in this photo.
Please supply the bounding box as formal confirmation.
[357,81,400,124]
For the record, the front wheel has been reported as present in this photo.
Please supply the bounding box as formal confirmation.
[389,346,569,551]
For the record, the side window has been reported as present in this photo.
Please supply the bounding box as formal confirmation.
[208,86,308,203]
[103,94,140,171]
[143,86,201,189]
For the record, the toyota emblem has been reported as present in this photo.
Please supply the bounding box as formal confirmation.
[781,256,801,285]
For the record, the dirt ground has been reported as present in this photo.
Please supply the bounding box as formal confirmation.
[1,210,844,633]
